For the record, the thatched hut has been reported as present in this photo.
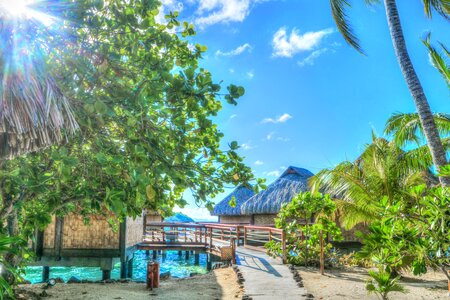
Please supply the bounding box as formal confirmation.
[241,166,313,225]
[33,213,143,281]
[212,185,255,224]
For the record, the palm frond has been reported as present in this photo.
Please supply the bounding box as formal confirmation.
[421,0,450,19]
[385,112,450,147]
[423,33,450,87]
[330,0,365,54]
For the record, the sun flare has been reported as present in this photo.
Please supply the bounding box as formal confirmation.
[0,0,32,17]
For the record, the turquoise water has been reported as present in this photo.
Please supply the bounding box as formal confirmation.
[24,250,209,284]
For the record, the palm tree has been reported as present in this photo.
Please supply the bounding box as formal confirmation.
[330,0,450,186]
[310,136,433,228]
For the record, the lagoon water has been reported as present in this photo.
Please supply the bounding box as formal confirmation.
[24,250,209,284]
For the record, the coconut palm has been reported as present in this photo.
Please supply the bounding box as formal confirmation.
[310,136,434,228]
[330,0,450,186]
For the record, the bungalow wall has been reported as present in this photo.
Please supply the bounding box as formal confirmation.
[253,214,276,226]
[219,215,252,224]
[34,212,144,280]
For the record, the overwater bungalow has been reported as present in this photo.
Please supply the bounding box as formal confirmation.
[33,213,143,281]
[211,185,255,224]
[240,166,313,226]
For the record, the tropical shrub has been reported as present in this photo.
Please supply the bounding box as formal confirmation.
[366,269,406,300]
[266,192,342,266]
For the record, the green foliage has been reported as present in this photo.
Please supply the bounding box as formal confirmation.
[310,137,430,229]
[423,34,450,87]
[266,192,342,266]
[366,269,406,300]
[0,0,261,294]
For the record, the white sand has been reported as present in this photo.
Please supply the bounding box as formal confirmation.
[17,267,243,300]
[298,266,449,300]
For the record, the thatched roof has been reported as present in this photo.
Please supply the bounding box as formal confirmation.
[240,166,313,215]
[211,185,255,216]
[0,23,79,159]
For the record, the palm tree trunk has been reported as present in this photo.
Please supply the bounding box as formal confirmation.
[383,0,450,186]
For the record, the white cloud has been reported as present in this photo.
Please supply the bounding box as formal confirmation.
[246,70,254,79]
[276,136,291,142]
[266,132,275,140]
[297,48,329,67]
[272,27,333,58]
[216,43,253,56]
[254,160,264,166]
[229,68,235,73]
[241,142,255,150]
[194,0,263,27]
[261,113,292,124]
[266,170,280,177]
[229,114,238,119]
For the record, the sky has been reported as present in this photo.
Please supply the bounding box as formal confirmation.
[161,0,450,221]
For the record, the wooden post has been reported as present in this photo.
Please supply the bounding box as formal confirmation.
[209,227,213,250]
[184,228,187,243]
[152,250,157,260]
[185,251,190,260]
[102,269,111,281]
[320,230,324,275]
[236,226,241,246]
[42,266,50,283]
[281,229,287,264]
[269,230,272,242]
[194,252,200,265]
[127,258,134,278]
[221,229,224,240]
[230,237,236,265]
[244,227,247,247]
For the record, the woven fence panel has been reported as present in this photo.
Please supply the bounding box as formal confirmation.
[220,246,233,261]
[62,214,119,249]
[126,214,144,248]
[43,216,56,249]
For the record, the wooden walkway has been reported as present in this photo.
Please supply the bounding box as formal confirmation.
[236,246,307,299]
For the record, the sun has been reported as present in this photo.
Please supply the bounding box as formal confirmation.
[0,0,56,25]
[0,0,33,17]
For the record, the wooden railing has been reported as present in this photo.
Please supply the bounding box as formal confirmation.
[143,223,287,264]
[243,225,287,263]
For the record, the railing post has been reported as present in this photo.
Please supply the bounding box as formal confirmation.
[269,230,272,242]
[244,227,247,247]
[236,226,241,246]
[230,237,236,265]
[209,227,213,250]
[281,229,287,264]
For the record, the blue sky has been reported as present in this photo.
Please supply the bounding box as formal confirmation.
[164,0,450,220]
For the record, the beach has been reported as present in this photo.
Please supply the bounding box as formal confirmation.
[16,267,243,300]
[297,266,449,299]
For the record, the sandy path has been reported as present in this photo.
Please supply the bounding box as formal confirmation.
[297,266,449,300]
[18,267,243,300]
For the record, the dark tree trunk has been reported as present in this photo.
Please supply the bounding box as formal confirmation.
[383,0,450,186]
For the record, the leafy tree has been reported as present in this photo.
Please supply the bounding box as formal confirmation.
[266,192,342,266]
[329,0,450,185]
[0,0,263,292]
